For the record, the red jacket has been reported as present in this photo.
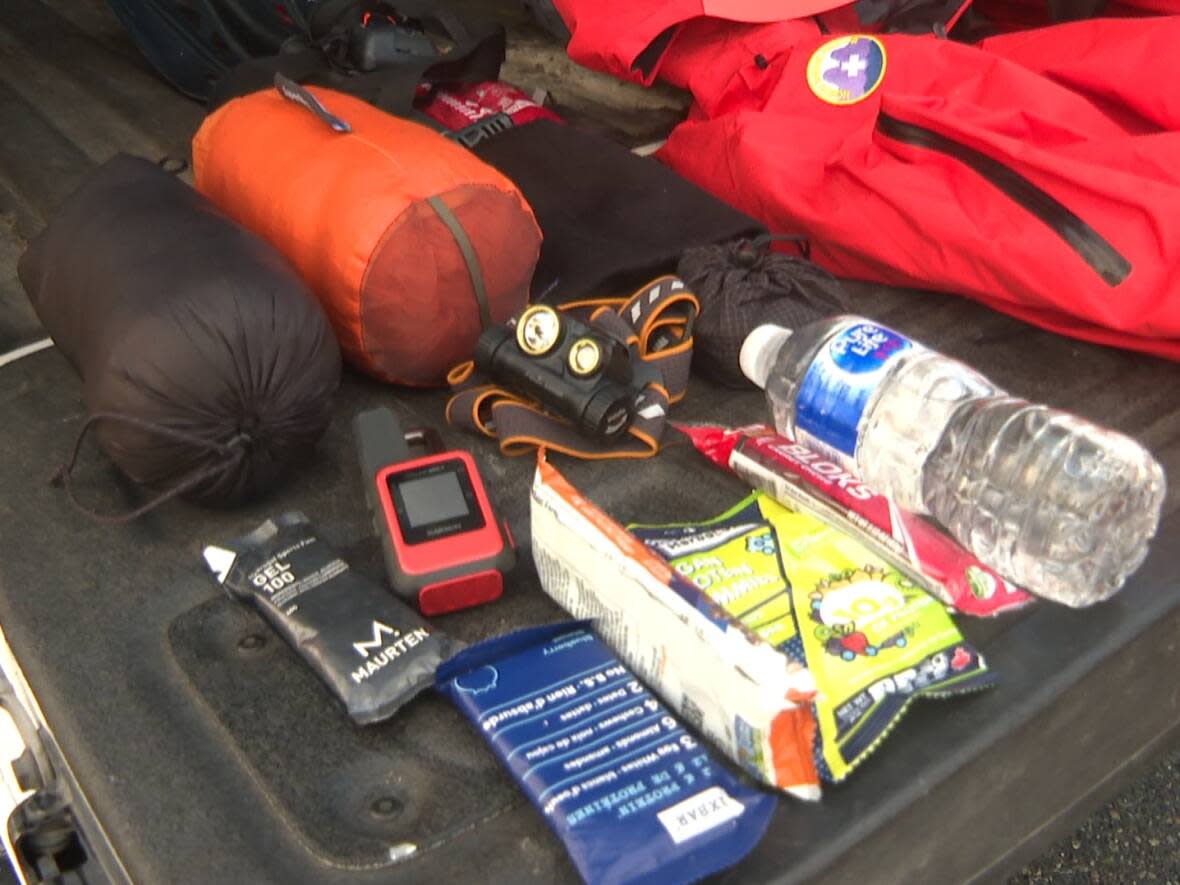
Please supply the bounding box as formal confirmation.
[554,1,1180,359]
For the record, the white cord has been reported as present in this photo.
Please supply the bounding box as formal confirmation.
[631,140,668,157]
[0,338,54,369]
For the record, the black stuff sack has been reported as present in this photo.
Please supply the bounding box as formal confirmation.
[472,119,766,303]
[678,237,851,388]
[17,154,342,519]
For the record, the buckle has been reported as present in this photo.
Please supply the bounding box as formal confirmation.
[445,112,514,148]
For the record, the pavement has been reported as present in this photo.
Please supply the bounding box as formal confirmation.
[0,752,1173,882]
[1012,744,1180,884]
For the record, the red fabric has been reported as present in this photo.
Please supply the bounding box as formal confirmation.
[973,0,1180,31]
[555,0,1180,358]
[657,18,1180,358]
[417,81,562,132]
[193,86,541,384]
[660,19,1180,358]
[1109,0,1180,13]
[554,0,859,83]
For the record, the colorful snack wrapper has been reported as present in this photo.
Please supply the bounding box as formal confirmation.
[631,493,997,782]
[628,500,795,653]
[677,423,1032,617]
[530,453,821,798]
[436,622,777,885]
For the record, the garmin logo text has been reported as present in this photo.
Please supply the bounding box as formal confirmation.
[351,624,431,685]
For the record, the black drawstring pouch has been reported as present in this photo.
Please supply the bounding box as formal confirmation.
[678,236,853,388]
[472,120,766,303]
[17,154,342,522]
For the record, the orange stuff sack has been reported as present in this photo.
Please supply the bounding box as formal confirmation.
[192,83,541,385]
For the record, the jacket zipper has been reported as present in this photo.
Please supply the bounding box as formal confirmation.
[876,112,1131,286]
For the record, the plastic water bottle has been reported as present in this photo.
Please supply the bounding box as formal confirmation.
[739,317,1166,607]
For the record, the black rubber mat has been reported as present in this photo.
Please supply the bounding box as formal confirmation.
[169,595,524,870]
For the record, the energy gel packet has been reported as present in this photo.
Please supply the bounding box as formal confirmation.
[677,423,1032,617]
[631,493,997,782]
[204,512,457,725]
[436,621,777,885]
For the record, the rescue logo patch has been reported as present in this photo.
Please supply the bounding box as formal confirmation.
[806,36,886,106]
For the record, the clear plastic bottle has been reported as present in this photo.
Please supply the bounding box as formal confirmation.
[739,317,1166,606]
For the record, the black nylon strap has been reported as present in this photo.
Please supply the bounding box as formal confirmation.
[209,2,506,118]
[446,382,672,459]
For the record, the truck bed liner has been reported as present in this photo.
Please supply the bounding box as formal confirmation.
[0,2,1177,883]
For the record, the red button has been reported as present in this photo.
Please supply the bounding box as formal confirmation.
[419,569,503,616]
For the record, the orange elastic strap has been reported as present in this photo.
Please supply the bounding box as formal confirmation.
[446,360,476,386]
[561,297,626,312]
[626,426,661,453]
[638,295,699,353]
[641,317,689,351]
[445,385,523,436]
[619,274,684,307]
[503,436,656,460]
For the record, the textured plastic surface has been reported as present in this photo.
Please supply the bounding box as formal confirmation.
[3,312,1179,885]
[354,408,515,612]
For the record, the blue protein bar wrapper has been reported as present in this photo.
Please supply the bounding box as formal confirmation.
[436,622,777,885]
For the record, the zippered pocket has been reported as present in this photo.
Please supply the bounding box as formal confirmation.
[876,111,1132,286]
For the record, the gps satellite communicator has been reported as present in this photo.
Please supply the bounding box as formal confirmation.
[353,407,515,616]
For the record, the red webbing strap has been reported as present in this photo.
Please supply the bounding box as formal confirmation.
[446,276,698,459]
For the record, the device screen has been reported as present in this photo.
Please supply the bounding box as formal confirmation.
[399,472,468,527]
[387,458,486,545]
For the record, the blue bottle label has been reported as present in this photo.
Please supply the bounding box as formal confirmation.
[795,321,912,467]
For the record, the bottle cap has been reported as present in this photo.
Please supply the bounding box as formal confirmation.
[739,325,793,388]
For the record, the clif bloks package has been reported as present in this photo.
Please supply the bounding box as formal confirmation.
[631,494,997,782]
[678,423,1032,617]
[436,622,777,885]
[203,512,457,725]
[530,453,821,798]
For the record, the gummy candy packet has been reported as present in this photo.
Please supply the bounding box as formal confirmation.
[631,493,997,782]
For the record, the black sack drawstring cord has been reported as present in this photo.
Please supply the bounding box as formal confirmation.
[49,412,251,524]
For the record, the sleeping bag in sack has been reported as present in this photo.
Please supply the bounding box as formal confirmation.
[192,82,542,385]
[553,4,1180,360]
[17,154,341,515]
